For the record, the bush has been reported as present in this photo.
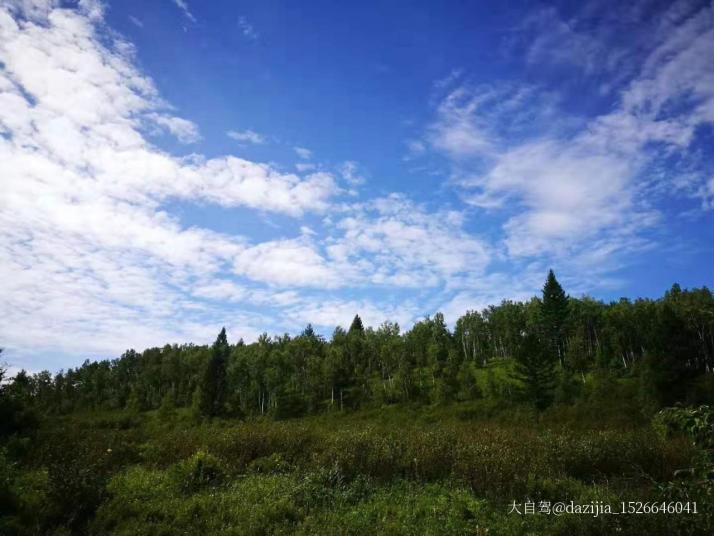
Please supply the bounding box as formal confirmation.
[654,405,714,449]
[170,450,225,494]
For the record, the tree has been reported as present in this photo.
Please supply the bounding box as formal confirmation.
[456,360,480,401]
[0,348,5,384]
[0,351,38,438]
[199,328,229,417]
[348,315,365,336]
[513,332,556,410]
[455,311,490,365]
[346,315,369,404]
[158,390,176,419]
[541,270,569,366]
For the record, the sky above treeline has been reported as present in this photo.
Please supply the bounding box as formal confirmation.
[1,0,713,373]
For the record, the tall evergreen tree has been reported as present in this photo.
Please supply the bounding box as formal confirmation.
[513,331,556,410]
[348,315,365,336]
[199,328,229,417]
[541,270,569,366]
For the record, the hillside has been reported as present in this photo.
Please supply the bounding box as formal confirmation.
[1,273,713,534]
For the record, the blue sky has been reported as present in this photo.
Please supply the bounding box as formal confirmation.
[0,0,713,373]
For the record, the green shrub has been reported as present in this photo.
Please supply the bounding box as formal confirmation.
[654,405,714,449]
[170,450,225,494]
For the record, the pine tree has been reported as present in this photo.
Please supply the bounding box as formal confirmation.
[541,269,569,366]
[347,314,369,405]
[513,331,556,410]
[199,328,229,417]
[348,315,364,336]
[301,323,316,339]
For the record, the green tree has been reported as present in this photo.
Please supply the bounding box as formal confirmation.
[157,390,176,419]
[541,270,569,366]
[348,315,365,336]
[456,360,480,401]
[513,332,556,410]
[454,311,490,365]
[199,328,229,417]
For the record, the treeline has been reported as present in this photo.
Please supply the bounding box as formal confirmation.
[3,272,714,422]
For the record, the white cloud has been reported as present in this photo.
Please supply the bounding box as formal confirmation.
[428,86,495,159]
[149,113,200,143]
[434,68,463,90]
[294,146,312,159]
[172,0,196,23]
[6,0,709,372]
[1,2,478,370]
[218,194,493,291]
[328,194,491,287]
[339,160,365,186]
[233,238,344,288]
[469,139,646,257]
[426,84,561,161]
[426,1,714,264]
[519,0,708,94]
[296,162,316,172]
[227,129,265,144]
[0,2,343,366]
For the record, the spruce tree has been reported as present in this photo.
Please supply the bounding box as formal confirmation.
[348,315,364,336]
[513,331,556,410]
[199,328,229,417]
[541,269,569,366]
[346,315,366,406]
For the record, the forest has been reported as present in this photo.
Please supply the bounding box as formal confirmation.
[1,271,713,534]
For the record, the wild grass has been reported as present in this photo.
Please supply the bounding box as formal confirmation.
[2,400,710,535]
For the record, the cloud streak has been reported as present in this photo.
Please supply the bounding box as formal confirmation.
[227,129,265,144]
[172,0,196,23]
